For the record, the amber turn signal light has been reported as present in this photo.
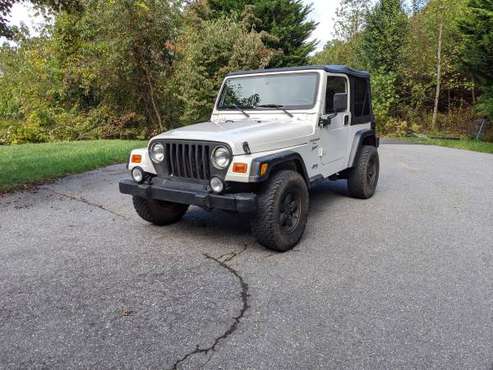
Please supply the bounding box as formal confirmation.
[131,154,142,164]
[259,163,269,176]
[232,163,248,173]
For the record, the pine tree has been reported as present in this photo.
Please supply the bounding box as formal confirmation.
[459,0,493,118]
[459,0,493,84]
[361,0,408,73]
[206,0,317,67]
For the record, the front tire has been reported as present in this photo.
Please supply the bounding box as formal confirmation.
[132,196,188,226]
[347,145,380,199]
[251,170,309,252]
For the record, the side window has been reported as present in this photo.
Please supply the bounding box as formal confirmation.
[325,77,347,114]
[354,78,370,117]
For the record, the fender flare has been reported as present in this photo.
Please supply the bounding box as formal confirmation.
[348,129,379,168]
[250,151,310,185]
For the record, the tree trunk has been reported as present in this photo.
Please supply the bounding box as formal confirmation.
[448,88,451,115]
[144,66,164,132]
[472,77,476,104]
[432,21,443,132]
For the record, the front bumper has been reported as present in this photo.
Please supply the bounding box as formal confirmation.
[119,179,257,213]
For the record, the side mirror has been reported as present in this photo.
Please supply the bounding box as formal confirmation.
[319,113,337,127]
[333,93,348,113]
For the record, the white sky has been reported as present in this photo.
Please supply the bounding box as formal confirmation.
[5,2,45,34]
[4,0,339,51]
[305,0,341,51]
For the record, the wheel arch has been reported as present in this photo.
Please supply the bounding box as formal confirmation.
[250,151,310,186]
[348,129,379,168]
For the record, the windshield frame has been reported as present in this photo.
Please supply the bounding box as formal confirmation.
[215,71,321,112]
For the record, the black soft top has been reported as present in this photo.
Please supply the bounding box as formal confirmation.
[227,65,370,79]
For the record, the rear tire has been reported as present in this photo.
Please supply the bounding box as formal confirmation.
[251,170,309,252]
[347,145,379,199]
[132,196,188,226]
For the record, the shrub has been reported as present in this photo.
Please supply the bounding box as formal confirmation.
[371,70,398,132]
[0,106,149,144]
[172,17,275,124]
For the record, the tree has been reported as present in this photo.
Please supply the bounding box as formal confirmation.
[172,16,275,123]
[459,0,493,119]
[0,0,183,143]
[399,0,468,129]
[333,0,369,41]
[312,0,369,69]
[52,0,182,133]
[411,0,427,14]
[310,37,365,69]
[0,0,81,38]
[431,1,445,130]
[361,0,408,73]
[206,0,317,67]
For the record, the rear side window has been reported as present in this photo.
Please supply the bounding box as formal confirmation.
[353,78,370,117]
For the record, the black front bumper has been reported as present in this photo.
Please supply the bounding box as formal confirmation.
[119,179,257,213]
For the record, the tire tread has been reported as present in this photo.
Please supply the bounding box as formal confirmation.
[252,170,309,252]
[347,145,379,199]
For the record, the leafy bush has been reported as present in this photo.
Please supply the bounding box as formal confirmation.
[476,87,493,122]
[0,106,149,144]
[172,16,275,124]
[371,70,398,132]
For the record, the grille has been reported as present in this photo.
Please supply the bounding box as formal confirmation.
[165,141,212,180]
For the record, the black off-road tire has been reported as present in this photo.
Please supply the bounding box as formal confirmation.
[251,170,309,252]
[132,196,189,226]
[347,145,380,199]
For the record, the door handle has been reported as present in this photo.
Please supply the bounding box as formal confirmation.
[344,115,349,125]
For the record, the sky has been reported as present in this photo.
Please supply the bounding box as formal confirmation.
[6,2,45,33]
[5,0,341,51]
[305,0,341,51]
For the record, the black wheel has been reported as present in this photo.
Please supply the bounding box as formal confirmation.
[132,196,188,226]
[347,145,380,199]
[251,170,309,252]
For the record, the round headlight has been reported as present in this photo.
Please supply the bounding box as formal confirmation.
[131,167,144,183]
[210,177,224,194]
[150,142,165,163]
[211,146,231,169]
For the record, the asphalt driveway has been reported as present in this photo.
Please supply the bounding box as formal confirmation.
[1,144,492,369]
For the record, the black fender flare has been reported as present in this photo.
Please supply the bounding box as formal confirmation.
[348,129,379,168]
[250,151,310,185]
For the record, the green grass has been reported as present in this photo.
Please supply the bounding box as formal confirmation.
[0,140,147,193]
[391,136,493,154]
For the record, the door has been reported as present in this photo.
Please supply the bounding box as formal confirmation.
[319,75,350,174]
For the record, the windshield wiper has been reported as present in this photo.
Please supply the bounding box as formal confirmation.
[224,103,250,118]
[256,104,294,118]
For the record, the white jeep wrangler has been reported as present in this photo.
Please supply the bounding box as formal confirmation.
[120,65,380,252]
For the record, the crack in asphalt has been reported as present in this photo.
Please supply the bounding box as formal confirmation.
[45,189,128,220]
[217,243,249,263]
[38,185,251,369]
[170,253,250,370]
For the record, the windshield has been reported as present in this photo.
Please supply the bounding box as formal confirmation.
[217,72,319,111]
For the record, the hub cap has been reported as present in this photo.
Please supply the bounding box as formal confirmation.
[367,157,378,188]
[279,191,302,233]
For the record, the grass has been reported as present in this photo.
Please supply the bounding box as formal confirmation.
[2,136,491,193]
[390,136,493,154]
[0,140,147,193]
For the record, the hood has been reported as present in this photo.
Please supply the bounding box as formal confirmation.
[153,118,315,155]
